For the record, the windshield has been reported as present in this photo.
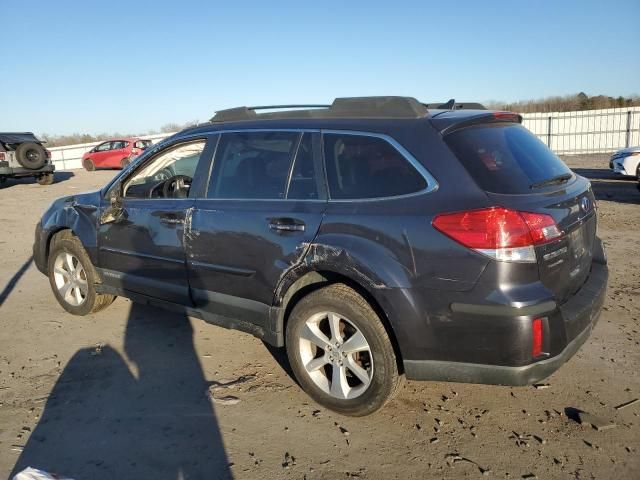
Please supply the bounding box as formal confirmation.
[445,124,572,194]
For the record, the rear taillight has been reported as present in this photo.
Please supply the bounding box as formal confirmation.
[0,152,5,161]
[432,207,562,263]
[45,150,51,159]
[532,318,544,358]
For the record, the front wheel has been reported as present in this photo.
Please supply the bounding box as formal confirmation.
[120,157,131,169]
[48,235,116,315]
[286,284,403,416]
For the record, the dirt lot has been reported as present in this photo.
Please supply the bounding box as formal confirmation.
[1,156,639,480]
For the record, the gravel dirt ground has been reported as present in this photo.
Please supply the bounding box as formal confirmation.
[0,155,638,480]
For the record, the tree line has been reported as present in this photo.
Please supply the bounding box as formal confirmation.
[487,92,640,113]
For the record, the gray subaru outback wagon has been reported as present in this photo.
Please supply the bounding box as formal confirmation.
[34,97,608,415]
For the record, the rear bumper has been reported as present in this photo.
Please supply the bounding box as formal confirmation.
[0,163,55,176]
[404,254,608,385]
[405,320,594,385]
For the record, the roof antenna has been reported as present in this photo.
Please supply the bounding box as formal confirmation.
[441,99,456,110]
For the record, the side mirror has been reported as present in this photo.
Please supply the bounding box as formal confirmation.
[100,184,126,224]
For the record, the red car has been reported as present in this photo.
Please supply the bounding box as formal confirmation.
[82,138,152,171]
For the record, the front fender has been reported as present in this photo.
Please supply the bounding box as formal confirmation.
[36,191,101,272]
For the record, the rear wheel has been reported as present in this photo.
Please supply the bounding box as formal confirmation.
[37,173,54,185]
[83,159,95,171]
[286,284,403,416]
[48,235,116,315]
[120,157,130,169]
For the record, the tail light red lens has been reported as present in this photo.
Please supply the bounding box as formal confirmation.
[532,318,544,357]
[0,152,5,161]
[432,207,562,263]
[45,150,51,159]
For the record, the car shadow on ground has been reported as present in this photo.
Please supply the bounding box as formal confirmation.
[572,168,640,205]
[0,171,75,188]
[0,256,33,307]
[262,341,296,380]
[10,303,232,480]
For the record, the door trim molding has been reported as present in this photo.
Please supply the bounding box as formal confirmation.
[99,246,184,265]
[188,260,255,277]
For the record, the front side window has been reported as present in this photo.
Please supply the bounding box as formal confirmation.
[123,140,206,199]
[96,142,112,152]
[208,131,299,199]
[112,141,126,150]
[323,134,427,199]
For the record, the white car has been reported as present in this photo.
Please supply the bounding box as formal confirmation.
[610,146,640,178]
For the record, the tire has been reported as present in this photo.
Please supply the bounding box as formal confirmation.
[37,173,54,185]
[286,283,403,416]
[636,162,640,179]
[47,234,116,315]
[120,157,130,169]
[15,142,47,170]
[83,159,95,171]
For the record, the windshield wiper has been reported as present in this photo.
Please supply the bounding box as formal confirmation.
[530,173,572,189]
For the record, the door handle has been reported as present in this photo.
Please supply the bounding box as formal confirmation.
[268,218,305,233]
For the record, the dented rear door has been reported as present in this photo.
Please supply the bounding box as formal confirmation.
[186,131,327,327]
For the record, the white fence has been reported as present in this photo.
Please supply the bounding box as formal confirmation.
[521,107,640,155]
[48,106,640,170]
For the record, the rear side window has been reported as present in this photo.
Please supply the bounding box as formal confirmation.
[323,134,427,199]
[445,124,572,194]
[208,131,299,199]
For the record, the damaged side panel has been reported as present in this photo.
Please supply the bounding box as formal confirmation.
[186,198,327,330]
[34,190,103,274]
[270,191,492,358]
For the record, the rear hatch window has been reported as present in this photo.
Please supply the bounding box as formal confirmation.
[444,124,572,194]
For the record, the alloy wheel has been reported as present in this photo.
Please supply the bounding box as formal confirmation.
[298,311,373,400]
[53,252,88,307]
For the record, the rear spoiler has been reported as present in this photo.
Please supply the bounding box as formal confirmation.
[430,111,523,135]
[423,100,487,110]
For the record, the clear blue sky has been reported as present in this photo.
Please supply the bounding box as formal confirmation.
[1,0,638,136]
